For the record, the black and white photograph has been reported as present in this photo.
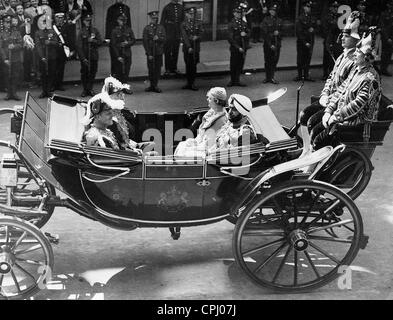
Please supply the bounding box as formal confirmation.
[0,0,393,304]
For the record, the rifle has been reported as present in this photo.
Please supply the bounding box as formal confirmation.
[45,33,51,79]
[152,0,161,76]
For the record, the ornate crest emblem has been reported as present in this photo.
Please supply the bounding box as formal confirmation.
[158,186,189,213]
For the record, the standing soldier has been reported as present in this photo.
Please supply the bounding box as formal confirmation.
[76,14,102,97]
[0,14,6,93]
[143,10,166,93]
[161,0,184,76]
[180,7,203,91]
[53,12,73,91]
[227,6,250,87]
[294,1,317,82]
[110,14,135,92]
[321,1,342,80]
[105,0,131,75]
[35,13,58,98]
[0,14,22,100]
[379,0,393,76]
[261,4,282,84]
[357,0,371,37]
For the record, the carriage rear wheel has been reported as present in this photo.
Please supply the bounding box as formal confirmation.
[316,147,372,200]
[0,217,54,300]
[233,180,364,292]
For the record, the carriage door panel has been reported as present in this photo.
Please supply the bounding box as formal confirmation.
[143,161,204,222]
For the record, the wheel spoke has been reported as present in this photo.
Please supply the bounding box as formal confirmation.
[11,232,27,251]
[10,270,21,294]
[308,219,354,234]
[15,244,42,256]
[292,190,298,228]
[299,191,321,227]
[254,242,287,274]
[242,238,286,256]
[16,258,45,266]
[14,263,36,282]
[0,274,4,287]
[4,226,10,245]
[308,235,353,244]
[242,230,285,237]
[272,245,292,284]
[294,250,298,286]
[304,250,321,279]
[307,199,342,229]
[308,241,341,265]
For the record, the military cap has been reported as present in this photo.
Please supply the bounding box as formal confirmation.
[233,6,242,13]
[185,7,197,14]
[269,4,278,11]
[329,1,340,7]
[147,10,159,17]
[82,14,92,21]
[302,1,313,7]
[54,12,65,18]
[3,14,12,23]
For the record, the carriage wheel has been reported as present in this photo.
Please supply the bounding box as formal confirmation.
[233,180,363,293]
[0,217,54,300]
[0,163,55,229]
[320,147,372,200]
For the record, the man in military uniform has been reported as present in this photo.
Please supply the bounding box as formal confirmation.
[180,7,203,91]
[143,10,166,93]
[53,12,73,91]
[380,0,393,76]
[294,0,317,82]
[0,14,7,92]
[161,0,184,76]
[35,13,59,98]
[0,14,22,100]
[298,11,360,157]
[321,1,342,80]
[261,4,282,84]
[110,14,135,90]
[228,6,250,87]
[105,0,131,75]
[357,0,371,37]
[76,14,102,97]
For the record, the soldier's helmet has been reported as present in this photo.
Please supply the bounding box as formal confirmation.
[185,7,196,15]
[302,0,313,8]
[82,14,92,21]
[269,4,278,12]
[329,1,340,8]
[147,10,159,18]
[342,11,361,40]
[357,27,378,62]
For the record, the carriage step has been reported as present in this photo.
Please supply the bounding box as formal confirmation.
[45,232,60,245]
[360,234,369,250]
[169,227,181,240]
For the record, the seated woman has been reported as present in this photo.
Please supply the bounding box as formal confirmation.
[174,87,228,157]
[81,92,142,154]
[102,76,156,153]
[310,28,381,150]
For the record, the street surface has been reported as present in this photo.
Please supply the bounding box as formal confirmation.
[0,68,393,300]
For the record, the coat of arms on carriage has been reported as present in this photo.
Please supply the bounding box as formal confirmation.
[158,186,189,213]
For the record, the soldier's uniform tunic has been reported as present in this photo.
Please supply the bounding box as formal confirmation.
[160,1,184,73]
[296,11,317,80]
[0,24,23,99]
[313,66,381,149]
[261,13,282,82]
[76,25,102,94]
[228,15,250,85]
[110,25,135,84]
[143,22,166,90]
[379,8,393,74]
[35,28,60,97]
[180,15,203,88]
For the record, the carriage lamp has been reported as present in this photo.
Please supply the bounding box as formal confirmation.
[0,154,18,188]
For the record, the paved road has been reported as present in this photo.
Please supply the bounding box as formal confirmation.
[1,69,393,300]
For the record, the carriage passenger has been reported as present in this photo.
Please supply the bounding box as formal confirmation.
[298,11,360,158]
[208,94,265,156]
[311,29,381,150]
[102,76,156,153]
[174,87,228,157]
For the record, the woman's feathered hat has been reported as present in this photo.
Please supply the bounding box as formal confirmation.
[102,76,131,95]
[81,92,125,126]
[342,11,361,40]
[357,26,378,60]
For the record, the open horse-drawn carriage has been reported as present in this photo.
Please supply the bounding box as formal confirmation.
[0,89,392,299]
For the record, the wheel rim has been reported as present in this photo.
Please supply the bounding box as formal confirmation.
[233,181,363,292]
[0,218,53,299]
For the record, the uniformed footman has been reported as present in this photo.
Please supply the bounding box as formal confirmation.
[181,7,203,91]
[294,0,317,82]
[110,13,135,90]
[143,10,166,93]
[76,14,102,97]
[161,0,184,76]
[0,14,23,100]
[228,6,249,87]
[261,4,282,84]
[35,14,59,98]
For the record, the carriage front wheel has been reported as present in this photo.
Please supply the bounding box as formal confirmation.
[233,180,365,293]
[0,217,54,299]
